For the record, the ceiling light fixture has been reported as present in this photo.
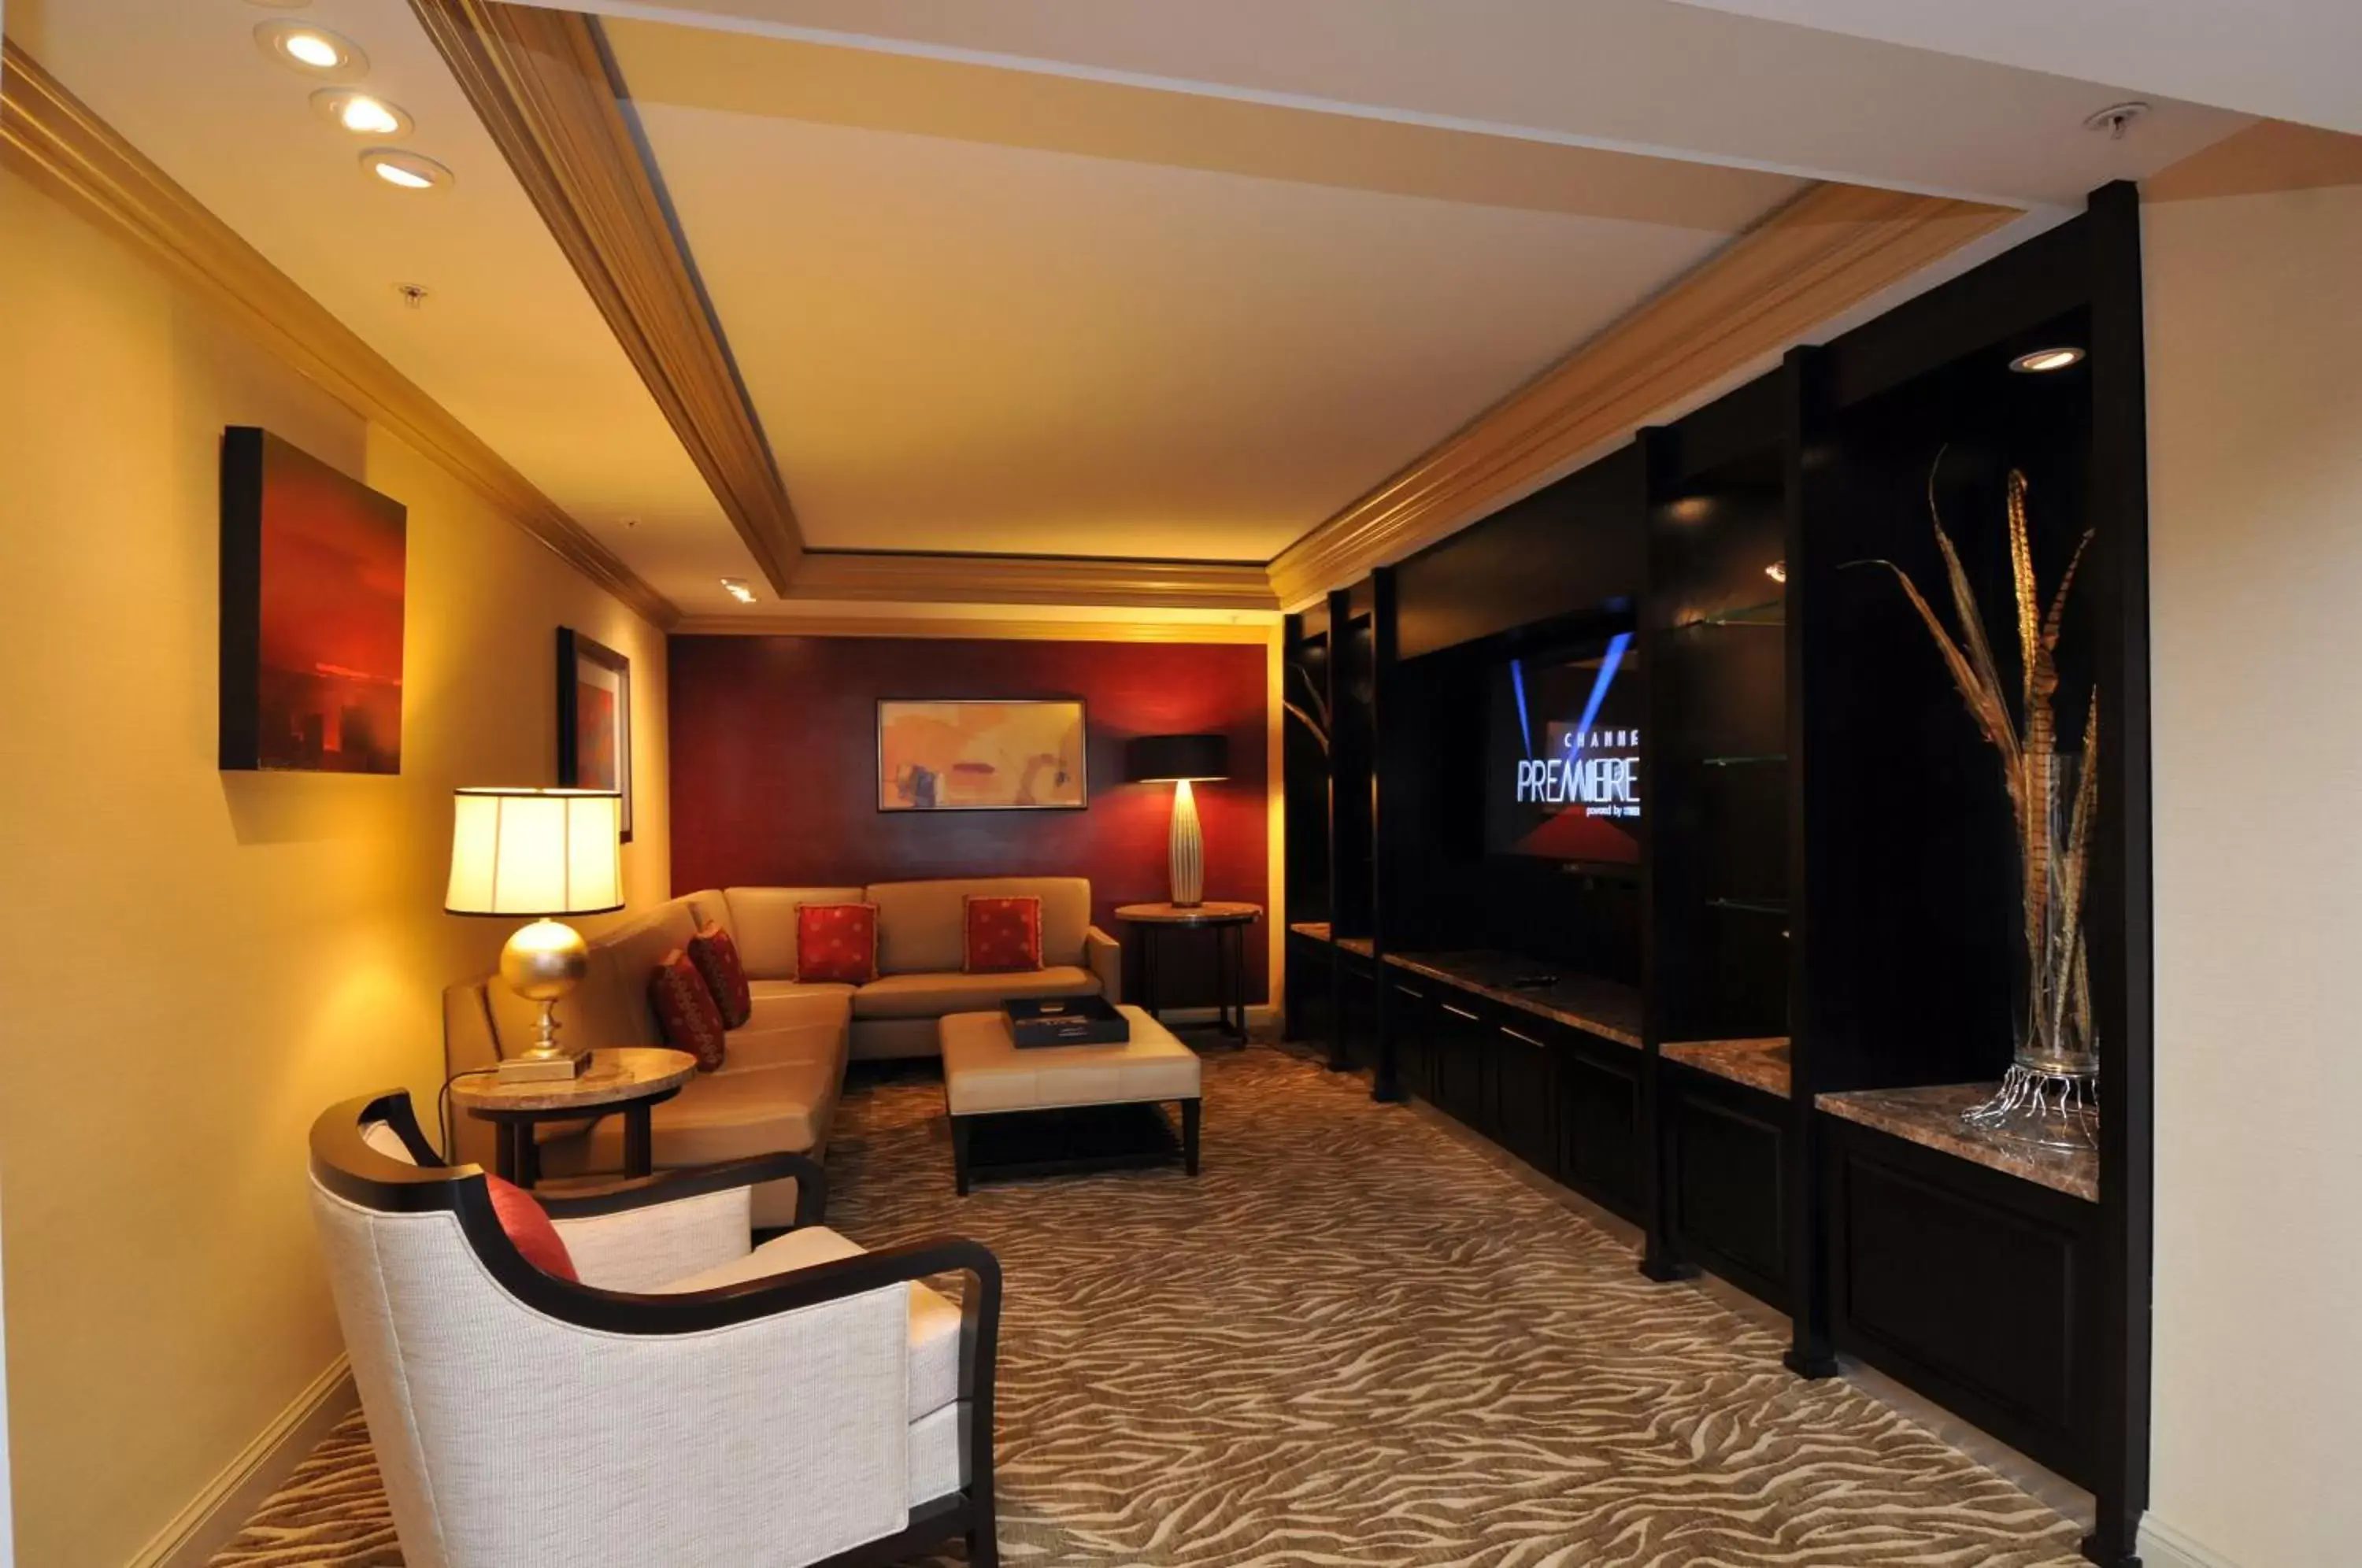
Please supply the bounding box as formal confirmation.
[312,89,412,139]
[254,20,368,80]
[2082,102,2150,141]
[361,150,454,192]
[720,578,757,604]
[2010,346,2086,374]
[1764,560,1788,585]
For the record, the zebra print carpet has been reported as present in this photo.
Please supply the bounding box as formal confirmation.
[214,1045,2086,1566]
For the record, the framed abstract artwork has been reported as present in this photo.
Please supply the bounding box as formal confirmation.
[219,427,408,774]
[557,628,633,841]
[878,698,1088,812]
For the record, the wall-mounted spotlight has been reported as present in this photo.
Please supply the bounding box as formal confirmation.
[254,20,368,81]
[361,150,454,192]
[2009,346,2086,374]
[313,89,413,139]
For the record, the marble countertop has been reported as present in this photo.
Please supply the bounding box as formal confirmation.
[1816,1083,2099,1203]
[1384,950,1643,1048]
[1289,922,1375,958]
[1663,1037,1791,1097]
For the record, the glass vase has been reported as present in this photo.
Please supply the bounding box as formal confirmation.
[1963,749,2100,1150]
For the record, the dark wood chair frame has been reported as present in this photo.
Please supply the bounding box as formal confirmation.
[313,1091,1003,1568]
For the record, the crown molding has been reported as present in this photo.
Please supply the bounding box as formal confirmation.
[672,611,1275,644]
[1266,181,2014,608]
[785,551,1281,612]
[0,41,679,628]
[409,0,804,594]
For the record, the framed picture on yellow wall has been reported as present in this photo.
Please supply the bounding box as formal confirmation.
[878,698,1087,812]
[557,628,633,841]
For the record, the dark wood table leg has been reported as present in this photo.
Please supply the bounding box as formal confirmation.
[1140,927,1161,1023]
[513,1120,541,1188]
[623,1104,654,1178]
[951,1115,973,1196]
[1181,1098,1201,1175]
[491,1119,519,1183]
[1226,924,1247,1040]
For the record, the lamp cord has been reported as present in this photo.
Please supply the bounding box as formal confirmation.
[436,1067,499,1166]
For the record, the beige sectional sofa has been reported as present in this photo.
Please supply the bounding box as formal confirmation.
[444,876,1120,1221]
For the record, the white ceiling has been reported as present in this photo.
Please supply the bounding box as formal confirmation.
[562,0,2248,206]
[7,0,2264,608]
[6,0,756,608]
[607,18,1808,562]
[1668,0,2362,136]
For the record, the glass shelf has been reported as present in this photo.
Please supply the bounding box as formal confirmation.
[1674,597,1786,630]
[1701,753,1787,767]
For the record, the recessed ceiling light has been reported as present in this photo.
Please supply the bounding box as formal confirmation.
[2010,346,2086,374]
[311,89,412,139]
[361,150,454,192]
[720,578,757,605]
[254,20,368,80]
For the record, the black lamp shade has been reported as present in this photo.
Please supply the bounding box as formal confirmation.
[1127,733,1228,783]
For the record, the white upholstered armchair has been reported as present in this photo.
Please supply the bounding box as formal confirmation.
[308,1090,1000,1568]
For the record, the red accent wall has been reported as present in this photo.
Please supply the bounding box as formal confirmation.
[668,635,1270,1003]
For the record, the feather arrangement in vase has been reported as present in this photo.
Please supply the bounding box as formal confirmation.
[1858,453,2100,1149]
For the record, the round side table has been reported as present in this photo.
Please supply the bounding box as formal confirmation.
[1115,902,1263,1042]
[451,1047,697,1188]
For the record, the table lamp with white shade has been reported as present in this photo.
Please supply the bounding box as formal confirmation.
[446,786,624,1083]
[1125,734,1230,908]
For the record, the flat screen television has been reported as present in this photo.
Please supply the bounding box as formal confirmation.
[1485,633,1642,868]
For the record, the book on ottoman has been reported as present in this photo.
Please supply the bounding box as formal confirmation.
[1004,994,1131,1048]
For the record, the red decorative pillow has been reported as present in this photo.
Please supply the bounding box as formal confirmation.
[964,894,1043,974]
[483,1174,579,1281]
[796,902,879,985]
[649,949,729,1071]
[686,922,752,1028]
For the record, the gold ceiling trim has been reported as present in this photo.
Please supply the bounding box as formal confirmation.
[672,612,1275,644]
[409,0,805,594]
[787,552,1282,612]
[0,40,677,628]
[1266,182,2016,608]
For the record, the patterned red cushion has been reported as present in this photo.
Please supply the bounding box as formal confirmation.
[964,894,1043,974]
[649,948,729,1071]
[483,1174,578,1281]
[797,902,879,985]
[686,921,752,1028]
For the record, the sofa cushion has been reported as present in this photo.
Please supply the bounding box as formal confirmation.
[713,1021,847,1078]
[658,1224,962,1422]
[649,949,730,1071]
[851,965,1099,1020]
[686,923,753,1028]
[868,877,1092,974]
[721,886,868,980]
[962,894,1042,974]
[745,986,854,1032]
[483,1174,577,1281]
[798,903,880,985]
[572,1058,843,1168]
[748,978,856,1005]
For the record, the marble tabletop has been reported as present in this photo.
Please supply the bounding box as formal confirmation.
[1816,1082,2099,1202]
[1118,901,1262,925]
[450,1047,698,1114]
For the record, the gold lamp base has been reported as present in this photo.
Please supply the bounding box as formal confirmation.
[495,918,593,1085]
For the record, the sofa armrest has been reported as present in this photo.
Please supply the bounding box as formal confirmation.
[1085,924,1122,1004]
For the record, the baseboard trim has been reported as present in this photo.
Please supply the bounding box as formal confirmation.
[128,1355,356,1568]
[2138,1514,2242,1568]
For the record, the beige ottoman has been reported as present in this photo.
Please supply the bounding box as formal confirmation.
[939,1005,1202,1194]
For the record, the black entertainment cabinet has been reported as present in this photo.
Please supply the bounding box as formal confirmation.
[1282,186,2150,1566]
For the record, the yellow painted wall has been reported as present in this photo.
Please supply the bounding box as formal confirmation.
[2145,179,2362,1567]
[0,161,671,1566]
